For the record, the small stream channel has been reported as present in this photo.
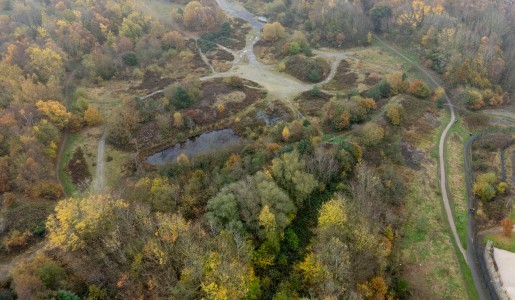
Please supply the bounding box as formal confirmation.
[147,129,241,165]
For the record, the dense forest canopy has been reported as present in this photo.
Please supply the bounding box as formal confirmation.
[0,0,513,299]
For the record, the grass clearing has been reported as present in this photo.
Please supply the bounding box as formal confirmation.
[484,232,515,252]
[401,108,479,299]
[446,118,472,249]
[60,81,133,193]
[370,39,437,89]
[401,161,468,299]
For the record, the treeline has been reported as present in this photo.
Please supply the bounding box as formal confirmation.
[0,0,228,267]
[243,0,372,47]
[245,0,513,100]
[366,0,514,98]
[9,127,408,298]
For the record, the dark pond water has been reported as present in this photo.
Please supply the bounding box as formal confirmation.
[147,129,241,165]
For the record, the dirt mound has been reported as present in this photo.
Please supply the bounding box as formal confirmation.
[296,90,333,116]
[254,39,286,65]
[322,59,358,91]
[206,48,234,62]
[139,71,175,91]
[285,55,330,83]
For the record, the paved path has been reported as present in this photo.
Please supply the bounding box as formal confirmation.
[373,34,489,300]
[493,248,515,299]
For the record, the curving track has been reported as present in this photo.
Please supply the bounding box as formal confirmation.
[373,34,489,299]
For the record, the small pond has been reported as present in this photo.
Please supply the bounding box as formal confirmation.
[147,129,241,165]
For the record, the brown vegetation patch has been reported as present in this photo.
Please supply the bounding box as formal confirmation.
[66,147,91,188]
[462,111,490,131]
[138,71,176,91]
[401,143,427,170]
[403,264,433,299]
[323,60,359,91]
[197,78,263,117]
[285,55,331,83]
[218,18,251,50]
[401,97,440,144]
[254,39,286,65]
[211,60,232,72]
[364,72,382,85]
[296,90,333,116]
[234,99,293,135]
[206,48,234,62]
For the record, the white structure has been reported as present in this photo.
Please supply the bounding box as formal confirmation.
[257,16,268,23]
[494,247,515,299]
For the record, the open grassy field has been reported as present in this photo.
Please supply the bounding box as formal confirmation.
[485,232,515,252]
[369,40,438,89]
[61,81,135,194]
[446,118,472,249]
[401,161,469,299]
[400,108,470,299]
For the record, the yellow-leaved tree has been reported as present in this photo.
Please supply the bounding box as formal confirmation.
[262,22,285,42]
[396,0,444,29]
[36,100,71,130]
[46,195,129,251]
[26,45,64,83]
[84,106,103,126]
[281,126,290,141]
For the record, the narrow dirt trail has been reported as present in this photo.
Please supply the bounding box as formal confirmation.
[92,131,107,194]
[373,35,488,300]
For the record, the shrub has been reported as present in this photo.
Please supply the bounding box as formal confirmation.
[36,261,66,289]
[432,86,445,102]
[361,123,384,146]
[359,98,377,112]
[172,86,192,109]
[462,88,484,110]
[297,139,313,155]
[67,147,91,185]
[409,80,430,98]
[367,80,391,100]
[87,285,108,300]
[2,230,31,252]
[31,181,63,200]
[308,69,321,82]
[57,290,81,300]
[278,62,286,72]
[224,76,244,88]
[122,51,139,66]
[387,72,409,94]
[386,104,404,126]
[473,173,497,202]
[463,112,490,130]
[311,86,320,96]
[84,107,102,126]
[497,182,508,194]
[365,72,381,85]
[289,41,301,55]
[262,22,285,42]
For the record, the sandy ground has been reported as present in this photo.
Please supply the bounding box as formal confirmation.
[493,247,515,298]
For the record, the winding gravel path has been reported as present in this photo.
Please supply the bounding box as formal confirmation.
[373,34,487,300]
